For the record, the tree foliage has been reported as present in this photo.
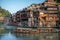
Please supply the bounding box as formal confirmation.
[0,7,11,17]
[55,0,60,3]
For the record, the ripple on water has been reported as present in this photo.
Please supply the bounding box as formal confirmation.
[0,32,18,40]
[0,32,58,40]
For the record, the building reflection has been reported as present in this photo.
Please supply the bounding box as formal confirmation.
[12,32,58,40]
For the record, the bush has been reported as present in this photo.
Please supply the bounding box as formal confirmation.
[0,29,9,34]
[0,22,4,26]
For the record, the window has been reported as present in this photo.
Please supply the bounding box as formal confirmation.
[33,11,39,17]
[21,14,27,17]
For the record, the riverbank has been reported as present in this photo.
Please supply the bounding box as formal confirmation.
[12,27,58,34]
[0,28,9,34]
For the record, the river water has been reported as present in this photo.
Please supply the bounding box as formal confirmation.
[0,32,58,40]
[0,24,59,40]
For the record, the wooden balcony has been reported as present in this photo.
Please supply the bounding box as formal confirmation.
[43,10,58,14]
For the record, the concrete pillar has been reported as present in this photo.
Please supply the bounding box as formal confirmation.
[28,11,34,27]
[38,13,43,27]
[28,18,32,27]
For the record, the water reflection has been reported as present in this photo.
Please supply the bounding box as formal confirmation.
[14,33,40,40]
[0,32,17,40]
[0,32,58,40]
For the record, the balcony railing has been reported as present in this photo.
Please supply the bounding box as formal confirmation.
[44,11,58,13]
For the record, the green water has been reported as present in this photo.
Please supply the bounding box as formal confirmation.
[0,32,58,40]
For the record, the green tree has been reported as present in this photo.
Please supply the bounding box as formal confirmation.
[55,0,60,3]
[0,7,11,17]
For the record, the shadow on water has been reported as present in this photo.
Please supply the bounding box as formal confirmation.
[0,31,58,40]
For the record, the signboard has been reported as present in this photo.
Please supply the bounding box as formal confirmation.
[47,8,57,10]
